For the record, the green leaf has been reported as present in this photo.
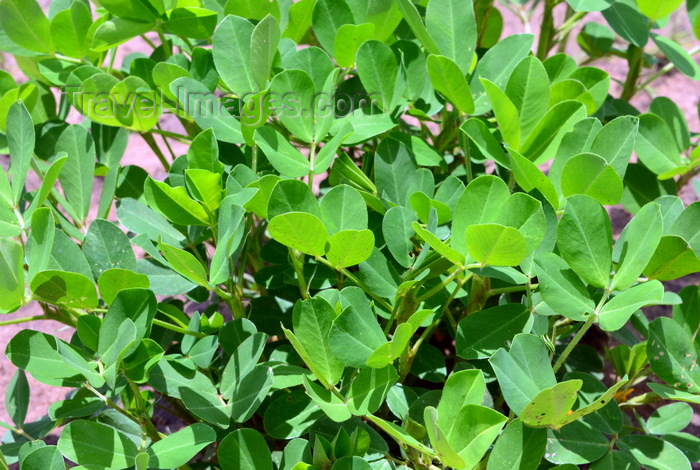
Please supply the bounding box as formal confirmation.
[599,280,664,331]
[470,34,535,114]
[520,380,582,428]
[117,198,187,247]
[144,177,210,226]
[534,252,595,321]
[644,235,700,281]
[545,421,609,465]
[212,15,257,97]
[480,78,521,149]
[20,445,64,470]
[229,364,274,422]
[437,370,486,427]
[646,402,693,434]
[185,169,223,212]
[330,306,387,368]
[618,435,690,470]
[521,101,587,164]
[218,429,273,470]
[612,202,663,290]
[55,125,95,222]
[425,0,476,74]
[490,334,557,415]
[268,69,316,142]
[635,113,682,176]
[466,223,527,266]
[374,138,418,206]
[162,7,217,39]
[395,0,439,55]
[636,0,683,20]
[325,230,375,268]
[302,376,351,422]
[268,179,321,219]
[148,424,215,468]
[509,148,560,209]
[560,153,623,205]
[412,222,466,267]
[457,304,531,360]
[506,56,550,139]
[461,118,510,168]
[557,195,612,289]
[82,219,137,279]
[58,420,138,469]
[319,185,368,235]
[7,101,34,205]
[98,269,149,305]
[424,407,466,468]
[24,155,67,221]
[264,390,322,439]
[487,419,547,470]
[269,212,329,256]
[254,127,310,178]
[334,23,374,68]
[313,122,355,174]
[6,369,28,427]
[356,40,399,113]
[250,14,280,91]
[442,404,507,469]
[283,0,315,43]
[0,0,53,53]
[159,242,209,287]
[292,297,345,386]
[171,77,244,144]
[382,206,417,267]
[0,237,24,310]
[92,18,154,52]
[364,414,435,456]
[209,198,246,285]
[651,33,700,80]
[30,269,97,309]
[312,0,354,54]
[347,365,398,415]
[590,116,639,178]
[427,55,474,115]
[648,317,700,392]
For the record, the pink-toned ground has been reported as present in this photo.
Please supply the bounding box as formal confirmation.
[1,0,699,442]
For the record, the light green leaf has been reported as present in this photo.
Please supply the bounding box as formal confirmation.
[506,56,550,139]
[561,153,623,205]
[466,223,527,266]
[612,202,663,290]
[30,269,97,309]
[646,402,693,434]
[425,0,476,74]
[330,306,388,368]
[269,212,329,256]
[636,0,683,20]
[347,365,398,415]
[0,0,54,53]
[212,15,257,96]
[480,78,521,149]
[144,177,209,226]
[534,252,595,321]
[334,23,375,67]
[557,195,612,289]
[7,101,34,206]
[254,127,310,178]
[159,242,208,287]
[356,40,399,113]
[648,317,700,392]
[427,55,474,115]
[292,297,344,386]
[325,229,374,268]
[521,380,582,428]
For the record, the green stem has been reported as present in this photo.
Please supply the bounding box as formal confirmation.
[251,144,259,173]
[621,45,644,101]
[536,0,557,59]
[156,27,171,58]
[486,283,539,297]
[0,315,47,327]
[307,143,317,189]
[140,133,171,171]
[552,288,611,373]
[316,256,394,311]
[290,248,309,300]
[415,266,468,304]
[638,45,700,91]
[152,318,207,338]
[149,127,192,142]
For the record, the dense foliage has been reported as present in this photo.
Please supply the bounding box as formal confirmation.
[1,0,700,468]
